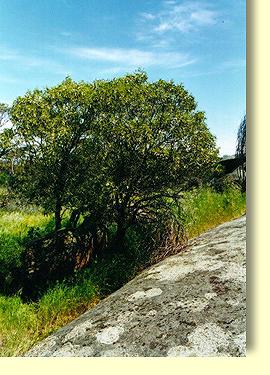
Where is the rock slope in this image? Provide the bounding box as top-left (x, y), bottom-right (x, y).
top-left (26, 215), bottom-right (246, 357)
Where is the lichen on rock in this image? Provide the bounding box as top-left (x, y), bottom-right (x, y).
top-left (25, 215), bottom-right (246, 357)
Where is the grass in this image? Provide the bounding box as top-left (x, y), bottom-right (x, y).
top-left (0, 209), bottom-right (53, 294)
top-left (178, 187), bottom-right (246, 238)
top-left (0, 185), bottom-right (246, 356)
top-left (0, 278), bottom-right (99, 356)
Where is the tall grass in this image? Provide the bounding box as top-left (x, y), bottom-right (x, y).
top-left (0, 278), bottom-right (99, 356)
top-left (0, 210), bottom-right (53, 294)
top-left (178, 187), bottom-right (246, 238)
top-left (0, 296), bottom-right (38, 356)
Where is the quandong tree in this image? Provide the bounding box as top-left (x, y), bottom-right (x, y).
top-left (9, 71), bottom-right (219, 252)
top-left (75, 72), bottom-right (220, 246)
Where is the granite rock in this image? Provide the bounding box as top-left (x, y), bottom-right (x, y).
top-left (25, 215), bottom-right (246, 357)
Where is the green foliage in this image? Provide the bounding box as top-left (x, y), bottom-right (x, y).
top-left (0, 74), bottom-right (245, 356)
top-left (236, 115), bottom-right (246, 191)
top-left (37, 277), bottom-right (98, 327)
top-left (10, 78), bottom-right (98, 230)
top-left (0, 172), bottom-right (8, 186)
top-left (0, 103), bottom-right (9, 129)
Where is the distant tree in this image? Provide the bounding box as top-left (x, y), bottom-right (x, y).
top-left (0, 103), bottom-right (10, 159)
top-left (236, 115), bottom-right (246, 190)
top-left (0, 103), bottom-right (15, 175)
top-left (0, 103), bottom-right (9, 127)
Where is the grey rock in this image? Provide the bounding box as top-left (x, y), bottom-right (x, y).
top-left (25, 215), bottom-right (246, 357)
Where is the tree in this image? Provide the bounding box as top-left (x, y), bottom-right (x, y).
top-left (0, 103), bottom-right (15, 175)
top-left (78, 72), bottom-right (219, 246)
top-left (0, 103), bottom-right (10, 160)
top-left (236, 115), bottom-right (246, 190)
top-left (0, 103), bottom-right (9, 128)
top-left (10, 78), bottom-right (98, 230)
top-left (10, 72), bottom-right (219, 253)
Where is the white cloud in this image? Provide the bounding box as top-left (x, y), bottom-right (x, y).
top-left (0, 74), bottom-right (23, 84)
top-left (190, 9), bottom-right (217, 25)
top-left (138, 1), bottom-right (218, 39)
top-left (65, 46), bottom-right (196, 69)
top-left (164, 0), bottom-right (177, 5)
top-left (140, 12), bottom-right (156, 20)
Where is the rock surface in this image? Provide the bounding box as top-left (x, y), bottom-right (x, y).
top-left (26, 216), bottom-right (246, 357)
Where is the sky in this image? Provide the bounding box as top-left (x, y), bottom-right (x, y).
top-left (0, 0), bottom-right (246, 156)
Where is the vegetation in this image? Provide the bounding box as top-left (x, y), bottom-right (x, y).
top-left (10, 72), bottom-right (218, 245)
top-left (0, 71), bottom-right (246, 356)
top-left (0, 280), bottom-right (99, 356)
top-left (178, 187), bottom-right (246, 238)
top-left (0, 185), bottom-right (245, 356)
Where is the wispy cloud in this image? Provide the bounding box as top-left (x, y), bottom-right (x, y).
top-left (0, 44), bottom-right (67, 74)
top-left (60, 31), bottom-right (72, 37)
top-left (140, 12), bottom-right (156, 21)
top-left (180, 58), bottom-right (245, 79)
top-left (64, 46), bottom-right (196, 69)
top-left (137, 1), bottom-right (219, 43)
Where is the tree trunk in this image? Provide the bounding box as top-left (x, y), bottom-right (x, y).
top-left (11, 157), bottom-right (14, 175)
top-left (114, 198), bottom-right (128, 250)
top-left (69, 209), bottom-right (81, 228)
top-left (115, 219), bottom-right (127, 250)
top-left (91, 226), bottom-right (99, 258)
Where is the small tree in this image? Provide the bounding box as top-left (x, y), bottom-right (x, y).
top-left (10, 78), bottom-right (98, 230)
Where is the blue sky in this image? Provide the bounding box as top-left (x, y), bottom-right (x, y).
top-left (0, 0), bottom-right (245, 155)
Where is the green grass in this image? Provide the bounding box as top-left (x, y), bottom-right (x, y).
top-left (0, 186), bottom-right (246, 356)
top-left (178, 187), bottom-right (246, 238)
top-left (0, 278), bottom-right (99, 356)
top-left (0, 209), bottom-right (53, 294)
